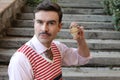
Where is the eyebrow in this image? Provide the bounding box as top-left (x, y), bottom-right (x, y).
top-left (47, 20), bottom-right (57, 23)
top-left (35, 19), bottom-right (58, 23)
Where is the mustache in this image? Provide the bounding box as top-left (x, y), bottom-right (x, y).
top-left (39, 31), bottom-right (51, 36)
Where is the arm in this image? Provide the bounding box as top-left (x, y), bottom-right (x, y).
top-left (70, 22), bottom-right (90, 57)
top-left (77, 36), bottom-right (90, 57)
top-left (54, 41), bottom-right (91, 66)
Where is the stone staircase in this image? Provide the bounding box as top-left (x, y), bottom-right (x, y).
top-left (0, 0), bottom-right (120, 80)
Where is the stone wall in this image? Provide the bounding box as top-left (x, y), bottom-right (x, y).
top-left (0, 0), bottom-right (26, 37)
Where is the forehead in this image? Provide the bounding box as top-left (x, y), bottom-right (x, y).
top-left (35, 11), bottom-right (59, 20)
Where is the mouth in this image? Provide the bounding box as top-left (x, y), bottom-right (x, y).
top-left (40, 34), bottom-right (50, 39)
top-left (38, 32), bottom-right (51, 39)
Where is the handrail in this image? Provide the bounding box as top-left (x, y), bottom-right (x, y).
top-left (0, 0), bottom-right (26, 37)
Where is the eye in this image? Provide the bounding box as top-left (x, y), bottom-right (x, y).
top-left (36, 20), bottom-right (43, 24)
top-left (48, 21), bottom-right (56, 26)
top-left (49, 22), bottom-right (55, 25)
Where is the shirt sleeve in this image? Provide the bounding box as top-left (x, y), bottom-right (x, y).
top-left (8, 52), bottom-right (33, 80)
top-left (54, 41), bottom-right (91, 66)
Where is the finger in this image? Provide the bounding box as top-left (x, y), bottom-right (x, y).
top-left (80, 26), bottom-right (84, 31)
top-left (78, 26), bottom-right (85, 39)
top-left (70, 22), bottom-right (79, 28)
top-left (70, 22), bottom-right (77, 26)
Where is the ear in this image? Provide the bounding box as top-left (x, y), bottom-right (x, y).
top-left (58, 23), bottom-right (62, 32)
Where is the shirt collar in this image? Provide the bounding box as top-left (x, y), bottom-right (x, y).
top-left (30, 35), bottom-right (48, 54)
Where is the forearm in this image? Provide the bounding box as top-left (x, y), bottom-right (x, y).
top-left (77, 38), bottom-right (90, 57)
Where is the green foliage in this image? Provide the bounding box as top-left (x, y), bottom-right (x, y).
top-left (27, 0), bottom-right (58, 7)
top-left (51, 0), bottom-right (57, 3)
top-left (102, 0), bottom-right (120, 31)
top-left (102, 0), bottom-right (112, 15)
top-left (27, 0), bottom-right (43, 7)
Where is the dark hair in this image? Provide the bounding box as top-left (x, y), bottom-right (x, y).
top-left (34, 0), bottom-right (63, 23)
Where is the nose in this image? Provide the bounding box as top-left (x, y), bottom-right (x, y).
top-left (42, 23), bottom-right (49, 32)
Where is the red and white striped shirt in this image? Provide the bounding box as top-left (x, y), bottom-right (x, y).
top-left (8, 35), bottom-right (91, 80)
top-left (17, 43), bottom-right (62, 80)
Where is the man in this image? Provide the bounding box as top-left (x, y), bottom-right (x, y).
top-left (8, 1), bottom-right (91, 80)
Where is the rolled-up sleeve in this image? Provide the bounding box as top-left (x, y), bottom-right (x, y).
top-left (54, 41), bottom-right (91, 66)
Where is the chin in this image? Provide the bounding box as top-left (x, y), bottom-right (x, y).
top-left (39, 38), bottom-right (52, 43)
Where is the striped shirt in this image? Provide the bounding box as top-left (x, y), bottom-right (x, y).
top-left (8, 35), bottom-right (91, 80)
top-left (17, 43), bottom-right (62, 80)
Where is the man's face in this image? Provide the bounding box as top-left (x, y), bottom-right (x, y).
top-left (34, 11), bottom-right (62, 45)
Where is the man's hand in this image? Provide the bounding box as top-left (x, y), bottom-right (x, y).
top-left (70, 22), bottom-right (85, 40)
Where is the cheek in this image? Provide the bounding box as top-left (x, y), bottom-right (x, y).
top-left (34, 23), bottom-right (41, 30)
top-left (34, 25), bottom-right (40, 34)
top-left (52, 28), bottom-right (60, 36)
top-left (34, 23), bottom-right (39, 29)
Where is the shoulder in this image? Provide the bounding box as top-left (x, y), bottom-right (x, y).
top-left (9, 51), bottom-right (28, 66)
top-left (53, 40), bottom-right (61, 45)
top-left (8, 51), bottom-right (33, 80)
top-left (53, 40), bottom-right (65, 49)
top-left (8, 51), bottom-right (31, 73)
top-left (53, 40), bottom-right (66, 46)
top-left (53, 40), bottom-right (69, 52)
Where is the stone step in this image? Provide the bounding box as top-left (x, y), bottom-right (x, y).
top-left (0, 48), bottom-right (120, 66)
top-left (0, 37), bottom-right (120, 50)
top-left (0, 65), bottom-right (8, 80)
top-left (63, 14), bottom-right (112, 22)
top-left (62, 8), bottom-right (105, 15)
top-left (7, 28), bottom-right (120, 39)
top-left (1, 65), bottom-right (120, 80)
top-left (57, 0), bottom-right (103, 8)
top-left (23, 6), bottom-right (105, 14)
top-left (57, 0), bottom-right (101, 4)
top-left (62, 21), bottom-right (113, 29)
top-left (17, 13), bottom-right (112, 22)
top-left (62, 67), bottom-right (120, 80)
top-left (13, 20), bottom-right (114, 30)
top-left (58, 39), bottom-right (120, 50)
